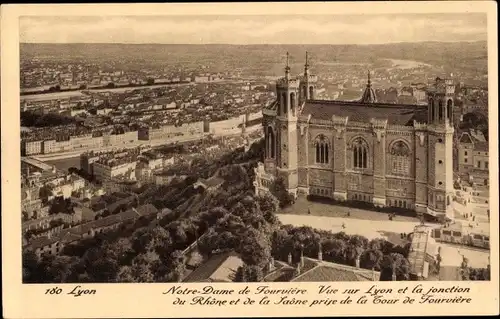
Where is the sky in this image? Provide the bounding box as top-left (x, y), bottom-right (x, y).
top-left (20, 14), bottom-right (487, 45)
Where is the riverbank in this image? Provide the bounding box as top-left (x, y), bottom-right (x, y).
top-left (21, 82), bottom-right (190, 102)
top-left (21, 81), bottom-right (189, 96)
top-left (20, 79), bottom-right (248, 102)
top-left (384, 58), bottom-right (433, 69)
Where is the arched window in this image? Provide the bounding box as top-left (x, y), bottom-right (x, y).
top-left (429, 98), bottom-right (434, 122)
top-left (309, 86), bottom-right (314, 99)
top-left (438, 100), bottom-right (444, 121)
top-left (303, 86), bottom-right (307, 100)
top-left (390, 141), bottom-right (410, 176)
top-left (266, 127), bottom-right (275, 158)
top-left (290, 92), bottom-right (296, 115)
top-left (447, 99), bottom-right (453, 124)
top-left (282, 92), bottom-right (287, 115)
top-left (279, 92), bottom-right (284, 115)
top-left (352, 138), bottom-right (368, 169)
top-left (314, 135), bottom-right (329, 164)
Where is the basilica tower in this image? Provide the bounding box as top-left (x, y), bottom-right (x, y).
top-left (426, 77), bottom-right (455, 220)
top-left (299, 51), bottom-right (317, 104)
top-left (275, 52), bottom-right (300, 197)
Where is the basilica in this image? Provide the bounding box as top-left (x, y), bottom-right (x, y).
top-left (254, 52), bottom-right (455, 220)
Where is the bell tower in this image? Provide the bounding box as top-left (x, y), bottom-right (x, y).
top-left (426, 77), bottom-right (455, 221)
top-left (275, 52), bottom-right (300, 197)
top-left (299, 51), bottom-right (317, 105)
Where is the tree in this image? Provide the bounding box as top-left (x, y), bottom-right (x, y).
top-left (103, 238), bottom-right (134, 266)
top-left (237, 228), bottom-right (271, 267)
top-left (130, 263), bottom-right (155, 282)
top-left (45, 256), bottom-right (80, 283)
top-left (49, 196), bottom-right (75, 215)
top-left (380, 253), bottom-right (410, 281)
top-left (269, 177), bottom-right (294, 208)
top-left (322, 238), bottom-right (347, 264)
top-left (34, 254), bottom-right (59, 283)
top-left (368, 238), bottom-right (394, 254)
top-left (165, 220), bottom-right (191, 249)
top-left (256, 193), bottom-right (280, 225)
top-left (86, 255), bottom-right (119, 282)
top-left (159, 250), bottom-right (187, 282)
top-left (360, 249), bottom-right (384, 271)
top-left (116, 265), bottom-right (135, 282)
top-left (131, 226), bottom-right (172, 256)
top-left (22, 250), bottom-right (40, 283)
top-left (234, 264), bottom-right (264, 282)
top-left (39, 185), bottom-right (54, 202)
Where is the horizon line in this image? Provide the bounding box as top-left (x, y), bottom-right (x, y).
top-left (20, 40), bottom-right (487, 46)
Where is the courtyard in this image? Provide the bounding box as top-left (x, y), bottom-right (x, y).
top-left (277, 196), bottom-right (491, 273)
top-left (281, 196), bottom-right (421, 222)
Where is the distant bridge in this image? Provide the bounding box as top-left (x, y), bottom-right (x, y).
top-left (21, 157), bottom-right (54, 171)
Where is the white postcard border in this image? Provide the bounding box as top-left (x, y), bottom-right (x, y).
top-left (2, 2), bottom-right (499, 318)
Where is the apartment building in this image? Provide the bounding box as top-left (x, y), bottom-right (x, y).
top-left (23, 140), bottom-right (43, 156)
top-left (457, 129), bottom-right (489, 185)
top-left (93, 159), bottom-right (137, 182)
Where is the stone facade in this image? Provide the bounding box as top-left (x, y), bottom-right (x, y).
top-left (255, 53), bottom-right (455, 220)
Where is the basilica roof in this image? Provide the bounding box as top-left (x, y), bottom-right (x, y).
top-left (301, 100), bottom-right (427, 125)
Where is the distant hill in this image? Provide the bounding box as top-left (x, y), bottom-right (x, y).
top-left (21, 41), bottom-right (487, 75)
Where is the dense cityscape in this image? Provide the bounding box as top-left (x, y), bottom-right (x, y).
top-left (21, 38), bottom-right (490, 284)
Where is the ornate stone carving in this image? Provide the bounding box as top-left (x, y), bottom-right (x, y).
top-left (373, 130), bottom-right (385, 143)
top-left (331, 115), bottom-right (348, 139)
top-left (370, 118), bottom-right (387, 143)
top-left (333, 126), bottom-right (345, 139)
top-left (416, 131), bottom-right (426, 146)
top-left (299, 124), bottom-right (307, 136)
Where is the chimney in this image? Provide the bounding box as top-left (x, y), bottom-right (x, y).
top-left (287, 252), bottom-right (292, 265)
top-left (355, 256), bottom-right (360, 268)
top-left (300, 248), bottom-right (305, 268)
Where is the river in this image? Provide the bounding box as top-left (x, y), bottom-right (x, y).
top-left (45, 156), bottom-right (81, 172)
top-left (384, 59), bottom-right (433, 69)
top-left (20, 82), bottom-right (193, 102)
top-left (20, 79), bottom-right (244, 102)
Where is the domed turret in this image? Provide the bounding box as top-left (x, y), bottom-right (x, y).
top-left (360, 70), bottom-right (377, 103)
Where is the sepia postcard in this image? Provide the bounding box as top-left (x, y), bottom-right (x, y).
top-left (1, 1), bottom-right (499, 318)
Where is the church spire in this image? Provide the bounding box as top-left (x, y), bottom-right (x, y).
top-left (304, 51), bottom-right (310, 75)
top-left (285, 52), bottom-right (291, 80)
